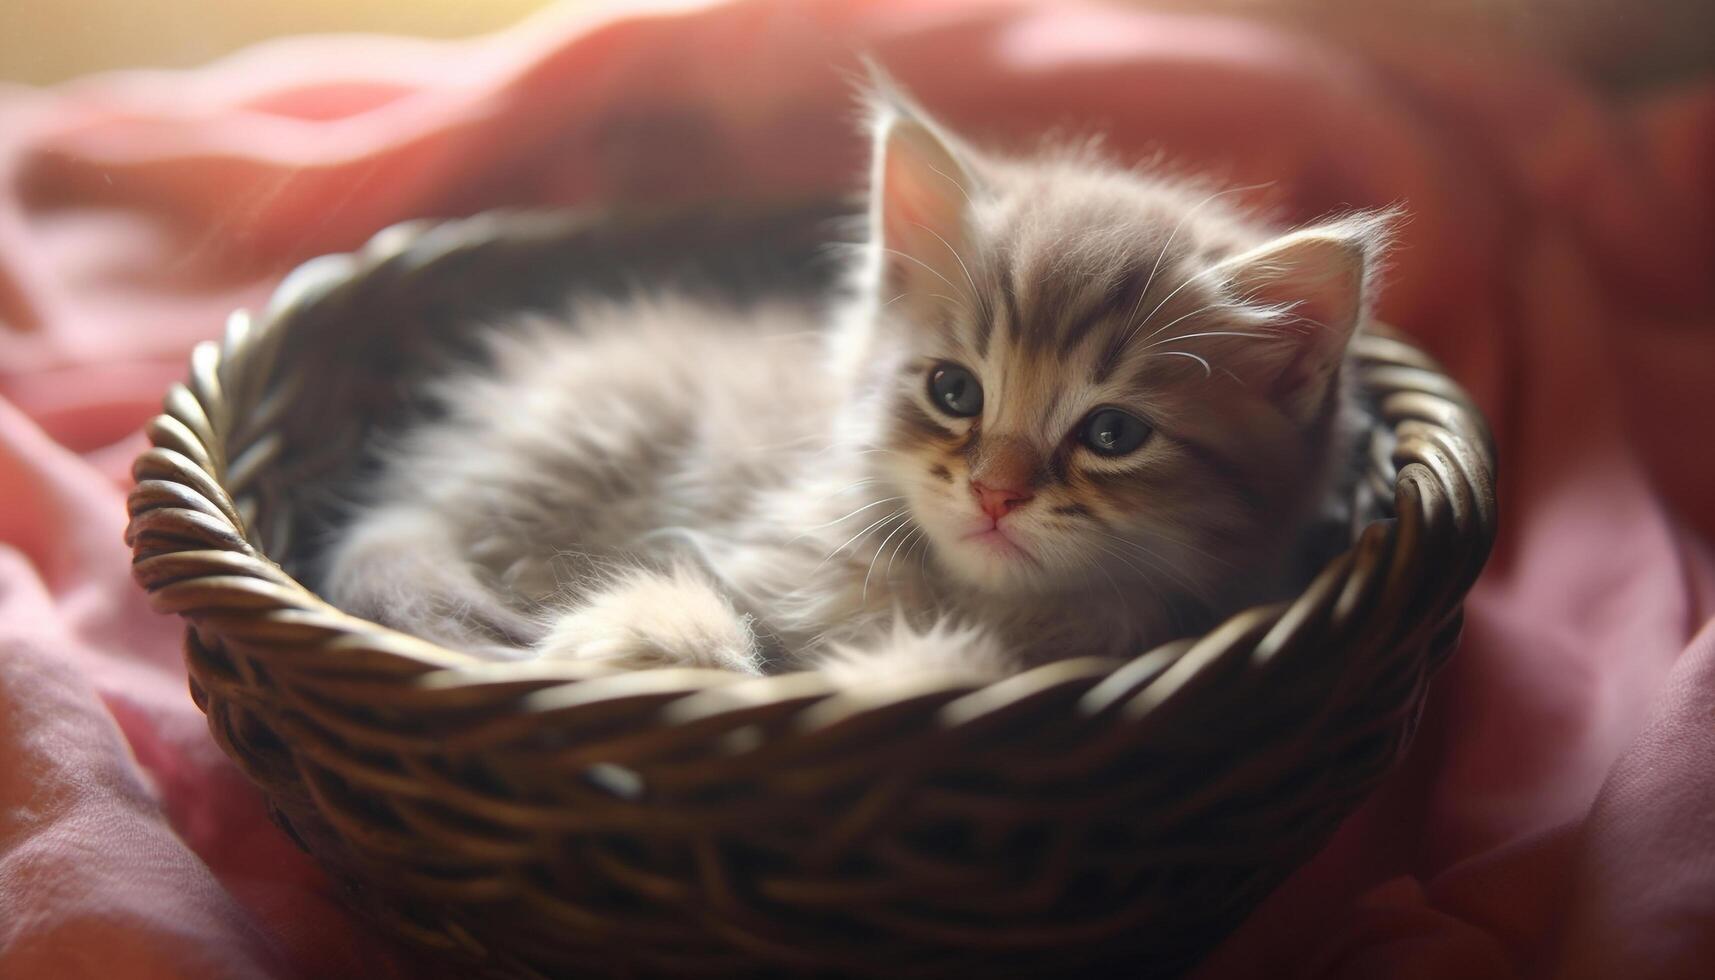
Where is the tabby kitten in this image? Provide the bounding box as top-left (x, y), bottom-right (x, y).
top-left (321, 86), bottom-right (1391, 681)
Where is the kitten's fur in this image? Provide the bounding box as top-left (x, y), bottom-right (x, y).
top-left (321, 85), bottom-right (1392, 682)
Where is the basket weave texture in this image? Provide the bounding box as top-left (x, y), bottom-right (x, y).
top-left (124, 204), bottom-right (1497, 979)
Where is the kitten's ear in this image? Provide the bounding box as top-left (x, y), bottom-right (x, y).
top-left (868, 88), bottom-right (980, 302)
top-left (1210, 213), bottom-right (1393, 422)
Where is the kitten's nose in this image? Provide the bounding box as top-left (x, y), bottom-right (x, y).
top-left (972, 480), bottom-right (1034, 521)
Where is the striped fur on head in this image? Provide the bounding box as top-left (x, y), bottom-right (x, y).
top-left (849, 81), bottom-right (1394, 611)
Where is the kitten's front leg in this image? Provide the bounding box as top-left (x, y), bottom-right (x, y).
top-left (536, 564), bottom-right (763, 674)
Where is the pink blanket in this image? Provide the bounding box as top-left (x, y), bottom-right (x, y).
top-left (4, 1), bottom-right (1714, 976)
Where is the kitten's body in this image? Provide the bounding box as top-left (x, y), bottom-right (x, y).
top-left (322, 295), bottom-right (1171, 677)
top-left (322, 88), bottom-right (1389, 681)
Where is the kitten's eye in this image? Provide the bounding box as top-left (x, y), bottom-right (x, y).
top-left (928, 363), bottom-right (983, 418)
top-left (1080, 408), bottom-right (1152, 457)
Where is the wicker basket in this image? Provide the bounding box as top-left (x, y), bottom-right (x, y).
top-left (125, 203), bottom-right (1496, 979)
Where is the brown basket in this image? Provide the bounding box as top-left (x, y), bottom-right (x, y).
top-left (124, 203), bottom-right (1497, 979)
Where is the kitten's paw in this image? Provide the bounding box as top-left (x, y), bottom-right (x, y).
top-left (816, 616), bottom-right (1019, 685)
top-left (535, 565), bottom-right (763, 674)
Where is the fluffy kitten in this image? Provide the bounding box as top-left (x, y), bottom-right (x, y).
top-left (320, 87), bottom-right (1391, 682)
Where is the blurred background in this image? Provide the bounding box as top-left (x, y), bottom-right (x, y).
top-left (0, 0), bottom-right (556, 85)
top-left (2, 2), bottom-right (1713, 979)
top-left (3, 0), bottom-right (1712, 91)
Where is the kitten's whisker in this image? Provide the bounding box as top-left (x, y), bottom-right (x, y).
top-left (812, 496), bottom-right (903, 528)
top-left (1262, 312), bottom-right (1328, 332)
top-left (1125, 302), bottom-right (1230, 354)
top-left (1134, 319), bottom-right (1279, 378)
top-left (1090, 540), bottom-right (1208, 605)
top-left (919, 527), bottom-right (934, 582)
top-left (1122, 527), bottom-right (1235, 570)
top-left (1127, 227), bottom-right (1298, 354)
top-left (1082, 555), bottom-right (1127, 607)
top-left (924, 161), bottom-right (974, 207)
top-left (886, 526), bottom-right (924, 583)
top-left (1088, 532), bottom-right (1211, 596)
top-left (912, 525), bottom-right (933, 564)
top-left (1146, 351), bottom-right (1212, 378)
top-left (808, 444), bottom-right (898, 462)
top-left (1089, 542), bottom-right (1155, 587)
top-left (1123, 267), bottom-right (1222, 351)
top-left (818, 508), bottom-right (907, 570)
top-left (863, 513), bottom-right (917, 603)
top-left (908, 221), bottom-right (990, 320)
top-left (925, 293), bottom-right (974, 315)
top-left (813, 479), bottom-right (882, 502)
top-left (1129, 544), bottom-right (1217, 603)
top-left (1141, 330), bottom-right (1270, 350)
top-left (793, 497), bottom-right (904, 543)
top-left (1093, 530), bottom-right (1202, 576)
top-left (1120, 180), bottom-right (1277, 350)
top-left (880, 247), bottom-right (969, 305)
top-left (884, 291), bottom-right (974, 318)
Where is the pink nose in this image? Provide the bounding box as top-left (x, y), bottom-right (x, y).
top-left (972, 480), bottom-right (1034, 521)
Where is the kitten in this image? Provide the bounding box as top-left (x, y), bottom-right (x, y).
top-left (320, 85), bottom-right (1392, 682)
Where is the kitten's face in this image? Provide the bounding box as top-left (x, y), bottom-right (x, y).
top-left (858, 93), bottom-right (1385, 603)
top-left (870, 232), bottom-right (1292, 600)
